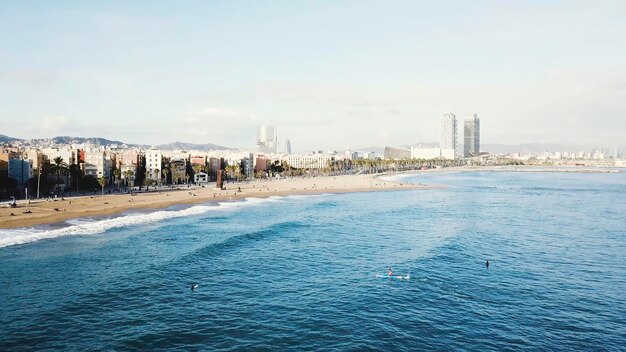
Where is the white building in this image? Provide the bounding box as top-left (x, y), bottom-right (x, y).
top-left (440, 148), bottom-right (456, 160)
top-left (163, 150), bottom-right (190, 160)
top-left (410, 146), bottom-right (456, 160)
top-left (120, 164), bottom-right (136, 186)
top-left (440, 113), bottom-right (457, 157)
top-left (411, 147), bottom-right (442, 159)
top-left (194, 171), bottom-right (208, 185)
top-left (145, 149), bottom-right (162, 181)
top-left (363, 152), bottom-right (377, 160)
top-left (41, 147), bottom-right (76, 165)
top-left (84, 151), bottom-right (107, 178)
top-left (284, 154), bottom-right (335, 169)
top-left (343, 150), bottom-right (356, 160)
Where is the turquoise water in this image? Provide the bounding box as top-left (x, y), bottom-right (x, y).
top-left (1, 172), bottom-right (625, 351)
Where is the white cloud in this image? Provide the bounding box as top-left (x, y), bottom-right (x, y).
top-left (41, 115), bottom-right (70, 130)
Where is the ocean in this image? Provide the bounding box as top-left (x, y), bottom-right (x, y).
top-left (1, 171), bottom-right (625, 351)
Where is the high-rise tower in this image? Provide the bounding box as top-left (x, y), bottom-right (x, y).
top-left (463, 114), bottom-right (480, 158)
top-left (284, 139), bottom-right (292, 155)
top-left (256, 125), bottom-right (278, 154)
top-left (440, 113), bottom-right (457, 157)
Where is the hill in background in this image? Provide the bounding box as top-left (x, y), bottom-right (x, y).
top-left (0, 135), bottom-right (233, 151)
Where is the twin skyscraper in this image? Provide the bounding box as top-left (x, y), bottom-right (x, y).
top-left (441, 113), bottom-right (481, 158)
top-left (256, 125), bottom-right (292, 155)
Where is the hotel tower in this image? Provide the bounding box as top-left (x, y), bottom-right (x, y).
top-left (463, 114), bottom-right (480, 158)
top-left (440, 113), bottom-right (458, 157)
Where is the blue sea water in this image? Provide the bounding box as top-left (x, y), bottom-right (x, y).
top-left (1, 171), bottom-right (625, 351)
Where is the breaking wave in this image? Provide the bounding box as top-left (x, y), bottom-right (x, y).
top-left (0, 194), bottom-right (327, 249)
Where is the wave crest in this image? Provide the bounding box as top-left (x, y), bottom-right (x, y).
top-left (0, 194), bottom-right (326, 249)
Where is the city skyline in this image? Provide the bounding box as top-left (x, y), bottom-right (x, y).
top-left (1, 1), bottom-right (625, 151)
top-left (2, 3), bottom-right (625, 350)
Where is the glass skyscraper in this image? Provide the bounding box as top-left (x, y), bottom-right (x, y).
top-left (464, 114), bottom-right (480, 158)
top-left (256, 125), bottom-right (278, 154)
top-left (284, 139), bottom-right (292, 155)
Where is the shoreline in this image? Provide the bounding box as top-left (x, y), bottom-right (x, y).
top-left (381, 164), bottom-right (621, 176)
top-left (1, 165), bottom-right (620, 231)
top-left (0, 174), bottom-right (428, 230)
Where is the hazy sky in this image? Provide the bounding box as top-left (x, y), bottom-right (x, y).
top-left (1, 1), bottom-right (625, 152)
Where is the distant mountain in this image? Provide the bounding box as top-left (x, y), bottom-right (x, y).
top-left (44, 136), bottom-right (149, 148)
top-left (3, 135), bottom-right (607, 154)
top-left (155, 141), bottom-right (234, 151)
top-left (0, 134), bottom-right (23, 144)
top-left (401, 142), bottom-right (439, 149)
top-left (481, 143), bottom-right (600, 154)
top-left (0, 135), bottom-right (233, 151)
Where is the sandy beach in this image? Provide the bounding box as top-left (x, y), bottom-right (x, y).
top-left (0, 174), bottom-right (427, 230)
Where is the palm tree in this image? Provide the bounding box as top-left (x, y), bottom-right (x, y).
top-left (123, 170), bottom-right (134, 187)
top-left (98, 177), bottom-right (108, 196)
top-left (192, 164), bottom-right (203, 184)
top-left (69, 164), bottom-right (82, 192)
top-left (162, 168), bottom-right (170, 185)
top-left (153, 168), bottom-right (160, 186)
top-left (224, 164), bottom-right (236, 180)
top-left (51, 157), bottom-right (68, 194)
top-left (113, 169), bottom-right (121, 190)
top-left (235, 164), bottom-right (244, 181)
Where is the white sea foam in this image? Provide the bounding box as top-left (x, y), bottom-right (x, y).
top-left (0, 194), bottom-right (327, 249)
top-left (378, 173), bottom-right (421, 182)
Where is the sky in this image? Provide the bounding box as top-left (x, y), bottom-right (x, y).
top-left (1, 1), bottom-right (625, 152)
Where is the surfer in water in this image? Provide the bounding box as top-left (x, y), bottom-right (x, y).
top-left (191, 283), bottom-right (198, 291)
top-left (486, 260), bottom-right (490, 269)
top-left (387, 267), bottom-right (393, 277)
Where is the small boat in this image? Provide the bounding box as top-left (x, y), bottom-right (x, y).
top-left (376, 273), bottom-right (411, 280)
